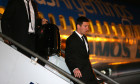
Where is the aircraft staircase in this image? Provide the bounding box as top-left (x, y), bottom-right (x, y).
top-left (0, 21), bottom-right (119, 84)
top-left (0, 40), bottom-right (74, 84)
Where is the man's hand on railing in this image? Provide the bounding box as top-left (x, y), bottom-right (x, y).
top-left (73, 68), bottom-right (82, 78)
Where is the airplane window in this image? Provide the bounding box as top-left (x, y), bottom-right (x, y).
top-left (115, 24), bottom-right (122, 36)
top-left (48, 13), bottom-right (56, 24)
top-left (118, 24), bottom-right (125, 37)
top-left (104, 21), bottom-right (110, 35)
top-left (111, 23), bottom-right (118, 36)
top-left (69, 16), bottom-right (76, 31)
top-left (133, 25), bottom-right (140, 38)
top-left (38, 12), bottom-right (44, 19)
top-left (96, 20), bottom-right (102, 34)
top-left (59, 15), bottom-right (66, 30)
top-left (0, 6), bottom-right (5, 20)
top-left (89, 19), bottom-right (94, 33)
top-left (125, 25), bottom-right (131, 38)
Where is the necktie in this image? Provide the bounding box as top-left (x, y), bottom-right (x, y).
top-left (81, 36), bottom-right (85, 44)
top-left (27, 0), bottom-right (31, 22)
top-left (82, 36), bottom-right (88, 52)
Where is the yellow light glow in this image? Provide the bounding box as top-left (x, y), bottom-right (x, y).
top-left (60, 35), bottom-right (130, 44)
top-left (38, 12), bottom-right (44, 19)
top-left (0, 7), bottom-right (5, 14)
top-left (104, 21), bottom-right (110, 35)
top-left (108, 62), bottom-right (130, 65)
top-left (126, 39), bottom-right (128, 43)
top-left (90, 54), bottom-right (96, 57)
top-left (129, 39), bottom-right (134, 45)
top-left (59, 15), bottom-right (67, 30)
top-left (111, 39), bottom-right (115, 42)
top-left (60, 35), bottom-right (69, 39)
top-left (112, 26), bottom-right (118, 36)
top-left (134, 39), bottom-right (136, 44)
top-left (69, 16), bottom-right (76, 30)
top-left (89, 20), bottom-right (94, 33)
top-left (118, 24), bottom-right (125, 37)
top-left (103, 38), bottom-right (107, 42)
top-left (91, 62), bottom-right (98, 64)
top-left (96, 20), bottom-right (102, 34)
top-left (48, 13), bottom-right (56, 24)
top-left (111, 23), bottom-right (118, 36)
top-left (95, 37), bottom-right (101, 42)
top-left (125, 25), bottom-right (131, 37)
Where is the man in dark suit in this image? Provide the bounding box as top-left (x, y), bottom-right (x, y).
top-left (65, 16), bottom-right (98, 84)
top-left (1, 0), bottom-right (47, 57)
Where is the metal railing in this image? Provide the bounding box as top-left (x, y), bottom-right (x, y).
top-left (0, 33), bottom-right (120, 84)
top-left (61, 49), bottom-right (119, 84)
top-left (93, 69), bottom-right (119, 84)
top-left (0, 33), bottom-right (85, 84)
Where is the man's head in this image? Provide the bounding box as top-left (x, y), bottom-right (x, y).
top-left (76, 16), bottom-right (89, 35)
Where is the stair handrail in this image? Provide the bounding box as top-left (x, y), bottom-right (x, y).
top-left (61, 49), bottom-right (119, 84)
top-left (0, 32), bottom-right (85, 84)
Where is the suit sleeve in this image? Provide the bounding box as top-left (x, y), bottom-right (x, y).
top-left (65, 36), bottom-right (89, 72)
top-left (65, 38), bottom-right (78, 72)
top-left (1, 0), bottom-right (16, 36)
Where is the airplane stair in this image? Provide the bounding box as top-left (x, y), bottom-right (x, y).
top-left (0, 41), bottom-right (72, 84)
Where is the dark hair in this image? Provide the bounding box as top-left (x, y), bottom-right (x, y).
top-left (76, 16), bottom-right (89, 26)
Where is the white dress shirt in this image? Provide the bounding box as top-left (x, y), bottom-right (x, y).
top-left (24, 0), bottom-right (35, 33)
top-left (75, 31), bottom-right (89, 52)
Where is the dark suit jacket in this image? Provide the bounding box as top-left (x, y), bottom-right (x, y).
top-left (65, 31), bottom-right (98, 84)
top-left (1, 0), bottom-right (41, 51)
